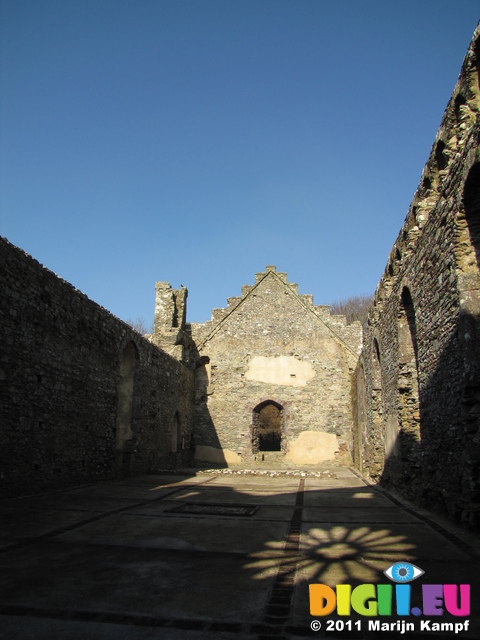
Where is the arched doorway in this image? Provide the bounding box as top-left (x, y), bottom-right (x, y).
top-left (458, 162), bottom-right (480, 314)
top-left (252, 401), bottom-right (284, 453)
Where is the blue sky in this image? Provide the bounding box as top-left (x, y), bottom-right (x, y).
top-left (1, 1), bottom-right (479, 326)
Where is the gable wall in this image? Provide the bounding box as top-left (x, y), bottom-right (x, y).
top-left (190, 268), bottom-right (362, 466)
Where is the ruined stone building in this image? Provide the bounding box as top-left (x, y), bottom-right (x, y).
top-left (153, 267), bottom-right (362, 468)
top-left (1, 23), bottom-right (480, 532)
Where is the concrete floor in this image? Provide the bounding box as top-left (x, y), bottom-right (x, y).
top-left (0, 467), bottom-right (478, 639)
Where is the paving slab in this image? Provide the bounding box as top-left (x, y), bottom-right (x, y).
top-left (0, 468), bottom-right (478, 639)
top-left (302, 506), bottom-right (422, 523)
top-left (55, 512), bottom-right (290, 554)
top-left (128, 500), bottom-right (294, 523)
top-left (0, 617), bottom-right (257, 640)
top-left (0, 506), bottom-right (110, 539)
top-left (0, 542), bottom-right (271, 622)
top-left (2, 492), bottom-right (143, 512)
top-left (170, 487), bottom-right (298, 505)
top-left (302, 487), bottom-right (394, 508)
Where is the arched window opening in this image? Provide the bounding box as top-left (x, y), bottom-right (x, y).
top-left (398, 288), bottom-right (421, 443)
top-left (171, 412), bottom-right (181, 453)
top-left (412, 206), bottom-right (419, 227)
top-left (195, 356), bottom-right (210, 404)
top-left (354, 364), bottom-right (367, 473)
top-left (455, 94), bottom-right (467, 127)
top-left (115, 341), bottom-right (136, 469)
top-left (422, 176), bottom-right (432, 193)
top-left (371, 338), bottom-right (386, 470)
top-left (372, 339), bottom-right (382, 394)
top-left (252, 401), bottom-right (284, 453)
top-left (401, 288), bottom-right (419, 362)
top-left (435, 140), bottom-right (448, 172)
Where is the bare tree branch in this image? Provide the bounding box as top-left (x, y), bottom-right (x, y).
top-left (330, 294), bottom-right (373, 326)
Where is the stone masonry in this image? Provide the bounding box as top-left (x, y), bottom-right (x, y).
top-left (354, 22), bottom-right (480, 530)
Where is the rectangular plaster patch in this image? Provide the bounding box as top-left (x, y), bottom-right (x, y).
top-left (245, 355), bottom-right (315, 386)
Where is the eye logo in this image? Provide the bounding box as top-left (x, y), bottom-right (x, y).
top-left (310, 561), bottom-right (470, 618)
top-left (384, 562), bottom-right (424, 583)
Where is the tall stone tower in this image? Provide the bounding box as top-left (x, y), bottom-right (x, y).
top-left (152, 282), bottom-right (196, 366)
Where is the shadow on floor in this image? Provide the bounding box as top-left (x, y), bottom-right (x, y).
top-left (0, 468), bottom-right (478, 639)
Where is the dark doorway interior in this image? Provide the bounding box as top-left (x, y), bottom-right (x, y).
top-left (256, 402), bottom-right (282, 451)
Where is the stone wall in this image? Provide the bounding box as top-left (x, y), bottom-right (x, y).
top-left (186, 267), bottom-right (362, 467)
top-left (0, 237), bottom-right (195, 497)
top-left (355, 23), bottom-right (480, 529)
